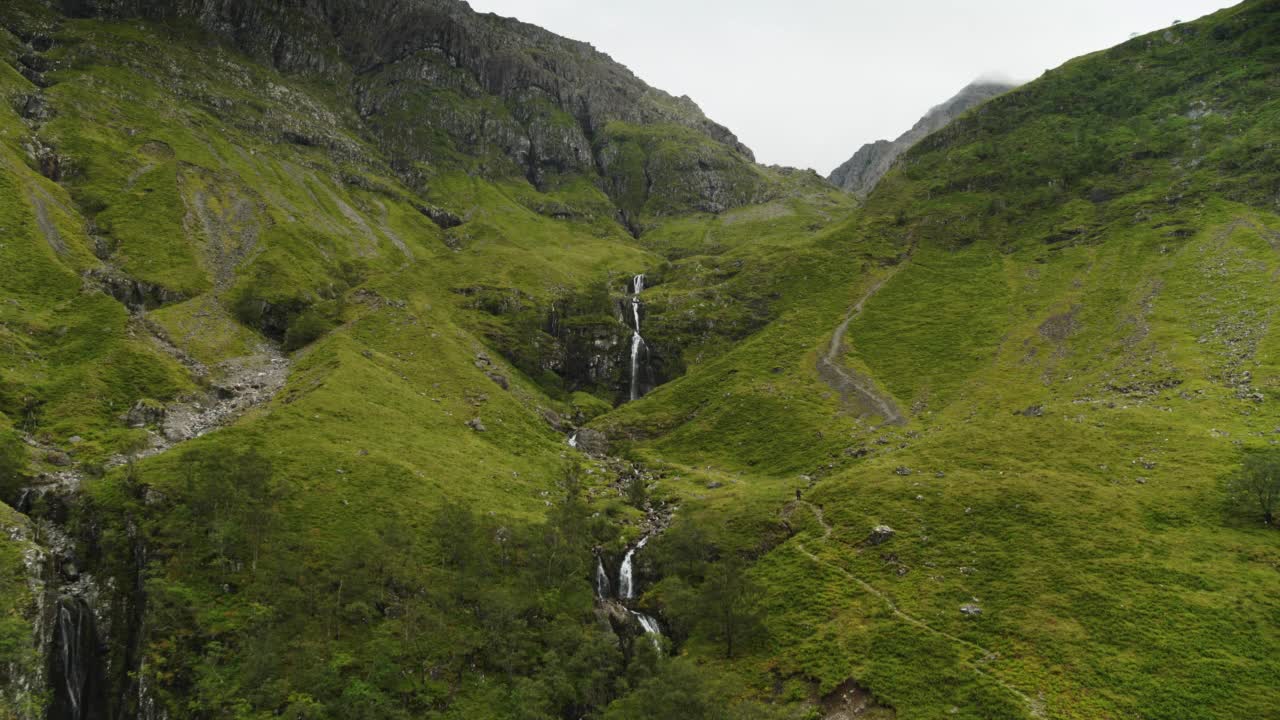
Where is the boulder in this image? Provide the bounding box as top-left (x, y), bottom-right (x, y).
top-left (573, 428), bottom-right (609, 456)
top-left (539, 408), bottom-right (565, 432)
top-left (127, 399), bottom-right (166, 428)
top-left (866, 525), bottom-right (895, 546)
top-left (466, 418), bottom-right (487, 433)
top-left (45, 450), bottom-right (72, 467)
top-left (960, 603), bottom-right (982, 617)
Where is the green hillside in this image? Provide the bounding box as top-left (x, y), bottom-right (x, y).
top-left (605, 2), bottom-right (1280, 718)
top-left (0, 1), bottom-right (1277, 719)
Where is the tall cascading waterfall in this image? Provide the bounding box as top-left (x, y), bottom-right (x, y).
top-left (616, 536), bottom-right (663, 649)
top-left (627, 274), bottom-right (651, 402)
top-left (48, 596), bottom-right (106, 720)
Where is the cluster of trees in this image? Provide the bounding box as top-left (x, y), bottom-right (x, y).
top-left (132, 455), bottom-right (791, 719)
top-left (650, 519), bottom-right (766, 660)
top-left (137, 460), bottom-right (628, 719)
top-left (85, 435), bottom-right (1280, 719)
top-left (176, 445), bottom-right (282, 573)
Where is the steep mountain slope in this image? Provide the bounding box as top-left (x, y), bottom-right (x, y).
top-left (828, 81), bottom-right (1015, 197)
top-left (58, 0), bottom-right (768, 232)
top-left (0, 1), bottom-right (851, 718)
top-left (606, 2), bottom-right (1280, 718)
top-left (0, 0), bottom-right (1277, 719)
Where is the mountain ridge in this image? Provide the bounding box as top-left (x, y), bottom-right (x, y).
top-left (828, 80), bottom-right (1017, 197)
top-left (23, 0), bottom-right (766, 222)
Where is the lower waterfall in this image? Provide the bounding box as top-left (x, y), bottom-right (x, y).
top-left (617, 536), bottom-right (648, 600)
top-left (48, 596), bottom-right (106, 720)
top-left (595, 557), bottom-right (612, 599)
top-left (631, 611), bottom-right (663, 651)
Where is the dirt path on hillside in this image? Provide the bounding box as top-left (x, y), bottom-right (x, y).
top-left (817, 268), bottom-right (906, 425)
top-left (787, 498), bottom-right (1046, 718)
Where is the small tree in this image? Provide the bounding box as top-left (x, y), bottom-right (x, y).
top-left (655, 518), bottom-right (713, 583)
top-left (624, 474), bottom-right (648, 509)
top-left (1228, 448), bottom-right (1280, 525)
top-left (697, 555), bottom-right (765, 659)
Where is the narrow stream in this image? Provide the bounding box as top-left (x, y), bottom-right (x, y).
top-left (595, 557), bottom-right (612, 599)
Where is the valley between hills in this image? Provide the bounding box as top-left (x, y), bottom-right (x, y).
top-left (0, 1), bottom-right (1278, 719)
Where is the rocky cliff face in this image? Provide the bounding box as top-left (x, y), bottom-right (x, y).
top-left (828, 81), bottom-right (1015, 197)
top-left (49, 0), bottom-right (759, 215)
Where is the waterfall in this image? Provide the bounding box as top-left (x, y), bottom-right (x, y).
top-left (628, 274), bottom-right (649, 402)
top-left (618, 539), bottom-right (665, 651)
top-left (568, 432), bottom-right (579, 448)
top-left (629, 334), bottom-right (646, 402)
top-left (617, 535), bottom-right (648, 600)
top-left (12, 482), bottom-right (139, 720)
top-left (595, 529), bottom-right (667, 654)
top-left (48, 596), bottom-right (105, 720)
top-left (630, 274), bottom-right (645, 328)
top-left (631, 611), bottom-right (663, 650)
top-left (594, 557), bottom-right (612, 599)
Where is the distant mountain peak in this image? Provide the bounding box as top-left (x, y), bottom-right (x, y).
top-left (827, 80), bottom-right (1017, 197)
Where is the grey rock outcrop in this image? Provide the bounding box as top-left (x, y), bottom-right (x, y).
top-left (126, 399), bottom-right (166, 428)
top-left (58, 0), bottom-right (760, 215)
top-left (572, 428), bottom-right (609, 456)
top-left (828, 81), bottom-right (1016, 197)
top-left (85, 267), bottom-right (188, 311)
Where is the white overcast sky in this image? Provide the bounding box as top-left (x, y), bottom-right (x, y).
top-left (465, 0), bottom-right (1235, 174)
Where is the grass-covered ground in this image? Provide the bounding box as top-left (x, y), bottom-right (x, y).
top-left (601, 2), bottom-right (1280, 718)
top-left (0, 0), bottom-right (1277, 719)
top-left (0, 3), bottom-right (850, 717)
